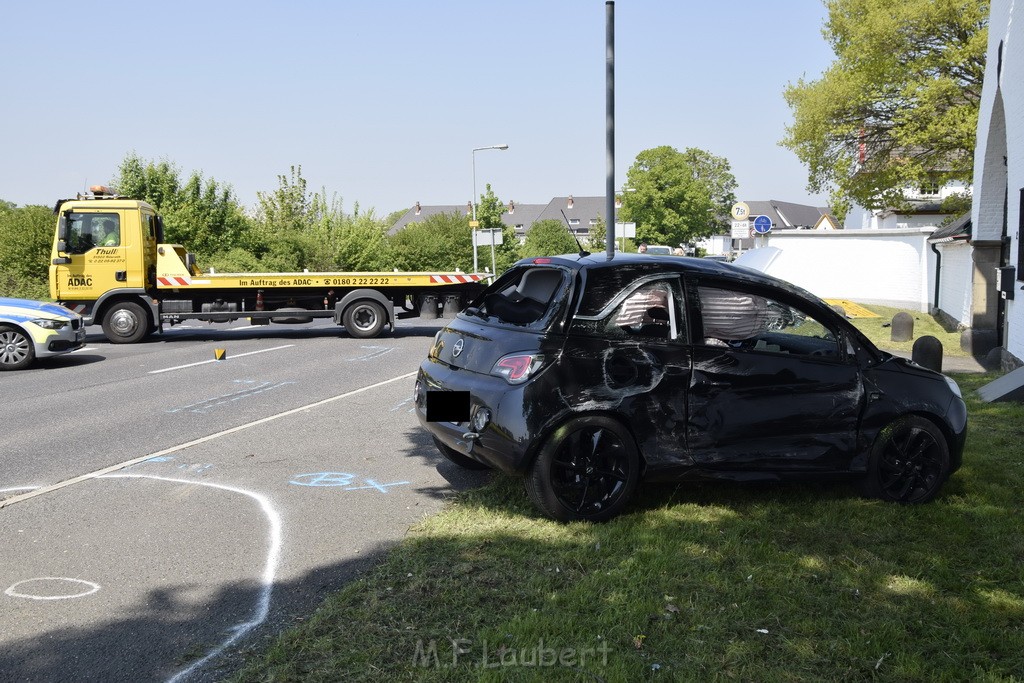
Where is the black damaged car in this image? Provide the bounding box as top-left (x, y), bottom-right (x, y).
top-left (414, 253), bottom-right (967, 522)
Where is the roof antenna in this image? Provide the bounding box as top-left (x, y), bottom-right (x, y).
top-left (560, 209), bottom-right (591, 257)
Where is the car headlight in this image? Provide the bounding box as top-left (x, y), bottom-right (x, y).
top-left (32, 318), bottom-right (69, 330)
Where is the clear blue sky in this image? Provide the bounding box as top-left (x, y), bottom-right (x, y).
top-left (2, 1), bottom-right (835, 216)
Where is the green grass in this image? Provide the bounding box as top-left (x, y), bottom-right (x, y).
top-left (845, 304), bottom-right (968, 358)
top-left (233, 373), bottom-right (1024, 682)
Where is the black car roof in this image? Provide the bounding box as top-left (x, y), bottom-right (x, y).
top-left (516, 252), bottom-right (811, 298)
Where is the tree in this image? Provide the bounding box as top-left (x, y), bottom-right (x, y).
top-left (474, 185), bottom-right (520, 275)
top-left (388, 212), bottom-right (473, 272)
top-left (520, 219), bottom-right (580, 258)
top-left (113, 153), bottom-right (254, 261)
top-left (0, 205), bottom-right (55, 299)
top-left (619, 146), bottom-right (737, 246)
top-left (781, 0), bottom-right (987, 213)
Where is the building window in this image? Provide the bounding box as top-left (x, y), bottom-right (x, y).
top-left (569, 219), bottom-right (580, 226)
top-left (918, 182), bottom-right (940, 197)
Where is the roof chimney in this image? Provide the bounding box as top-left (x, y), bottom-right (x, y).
top-left (466, 201), bottom-right (472, 215)
top-left (567, 195), bottom-right (574, 209)
top-left (508, 200), bottom-right (515, 214)
top-left (415, 201), bottom-right (421, 215)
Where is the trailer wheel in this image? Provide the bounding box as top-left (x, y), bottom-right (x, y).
top-left (102, 302), bottom-right (150, 344)
top-left (342, 300), bottom-right (387, 338)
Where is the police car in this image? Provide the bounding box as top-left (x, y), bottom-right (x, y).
top-left (0, 297), bottom-right (85, 370)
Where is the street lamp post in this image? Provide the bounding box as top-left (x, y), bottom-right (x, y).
top-left (472, 144), bottom-right (509, 273)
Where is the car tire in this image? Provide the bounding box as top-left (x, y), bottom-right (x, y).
top-left (0, 324), bottom-right (35, 371)
top-left (861, 415), bottom-right (951, 503)
top-left (102, 302), bottom-right (150, 344)
top-left (526, 415), bottom-right (640, 522)
top-left (343, 300), bottom-right (387, 338)
top-left (431, 436), bottom-right (490, 470)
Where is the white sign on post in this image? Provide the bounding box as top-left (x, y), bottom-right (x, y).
top-left (731, 220), bottom-right (750, 239)
top-left (473, 228), bottom-right (504, 247)
top-left (614, 222), bottom-right (636, 238)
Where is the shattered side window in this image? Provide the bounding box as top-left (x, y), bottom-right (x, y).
top-left (602, 281), bottom-right (677, 340)
top-left (698, 286), bottom-right (840, 358)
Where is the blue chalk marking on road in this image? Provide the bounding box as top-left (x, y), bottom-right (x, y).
top-left (147, 456), bottom-right (175, 463)
top-left (289, 472), bottom-right (410, 493)
top-left (290, 472), bottom-right (355, 487)
top-left (343, 479), bottom-right (410, 493)
top-left (166, 379), bottom-right (296, 414)
top-left (347, 345), bottom-right (394, 362)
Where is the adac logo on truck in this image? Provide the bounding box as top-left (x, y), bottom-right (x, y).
top-left (66, 276), bottom-right (93, 288)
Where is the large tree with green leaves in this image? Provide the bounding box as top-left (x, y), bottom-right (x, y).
top-left (781, 0), bottom-right (987, 215)
top-left (520, 219), bottom-right (580, 258)
top-left (619, 146), bottom-right (737, 247)
top-left (388, 212), bottom-right (473, 272)
top-left (0, 204), bottom-right (56, 299)
top-left (113, 153), bottom-right (254, 260)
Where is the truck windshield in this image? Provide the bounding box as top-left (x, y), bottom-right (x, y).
top-left (64, 213), bottom-right (121, 253)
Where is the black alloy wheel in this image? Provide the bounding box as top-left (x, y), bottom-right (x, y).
top-left (863, 415), bottom-right (951, 503)
top-left (527, 416), bottom-right (640, 522)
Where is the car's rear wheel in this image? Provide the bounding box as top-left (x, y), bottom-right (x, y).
top-left (526, 416), bottom-right (640, 522)
top-left (432, 436), bottom-right (490, 470)
top-left (343, 300), bottom-right (387, 338)
top-left (0, 324), bottom-right (34, 371)
top-left (862, 415), bottom-right (951, 503)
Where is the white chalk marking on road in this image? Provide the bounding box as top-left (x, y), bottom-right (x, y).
top-left (0, 371), bottom-right (418, 511)
top-left (5, 577), bottom-right (101, 601)
top-left (148, 344), bottom-right (295, 374)
top-left (0, 486), bottom-right (40, 494)
top-left (100, 473), bottom-right (282, 683)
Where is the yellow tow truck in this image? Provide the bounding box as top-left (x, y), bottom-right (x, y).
top-left (49, 186), bottom-right (485, 343)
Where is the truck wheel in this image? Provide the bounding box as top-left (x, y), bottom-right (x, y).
top-left (102, 302), bottom-right (150, 344)
top-left (342, 300), bottom-right (387, 338)
top-left (0, 324), bottom-right (35, 370)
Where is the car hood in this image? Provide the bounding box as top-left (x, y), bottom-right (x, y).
top-left (0, 297), bottom-right (78, 322)
top-left (430, 316), bottom-right (547, 375)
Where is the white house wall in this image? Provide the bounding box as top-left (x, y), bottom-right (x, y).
top-left (760, 229), bottom-right (936, 311)
top-left (972, 0), bottom-right (1023, 363)
top-left (936, 241), bottom-right (973, 327)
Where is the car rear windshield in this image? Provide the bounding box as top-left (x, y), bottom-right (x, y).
top-left (463, 266), bottom-right (570, 329)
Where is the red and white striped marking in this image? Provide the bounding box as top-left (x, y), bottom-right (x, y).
top-left (67, 304), bottom-right (88, 314)
top-left (157, 276), bottom-right (191, 287)
top-left (429, 274), bottom-right (484, 284)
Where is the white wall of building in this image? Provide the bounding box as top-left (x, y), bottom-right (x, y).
top-left (754, 229), bottom-right (936, 311)
top-left (972, 0), bottom-right (1023, 364)
top-left (935, 241), bottom-right (974, 327)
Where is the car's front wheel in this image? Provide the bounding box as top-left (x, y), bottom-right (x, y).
top-left (102, 302), bottom-right (150, 344)
top-left (862, 415), bottom-right (951, 503)
top-left (526, 416), bottom-right (640, 522)
top-left (0, 324), bottom-right (35, 371)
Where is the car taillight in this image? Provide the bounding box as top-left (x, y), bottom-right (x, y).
top-left (491, 353), bottom-right (544, 385)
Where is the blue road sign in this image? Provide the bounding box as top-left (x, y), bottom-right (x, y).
top-left (753, 215), bottom-right (773, 234)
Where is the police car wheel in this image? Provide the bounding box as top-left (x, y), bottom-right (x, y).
top-left (102, 302), bottom-right (150, 344)
top-left (0, 324), bottom-right (35, 370)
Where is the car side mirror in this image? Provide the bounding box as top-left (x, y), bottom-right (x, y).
top-left (57, 215), bottom-right (68, 241)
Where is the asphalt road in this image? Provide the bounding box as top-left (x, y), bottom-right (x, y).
top-left (0, 316), bottom-right (490, 682)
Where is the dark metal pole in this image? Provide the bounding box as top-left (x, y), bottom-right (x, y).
top-left (605, 1), bottom-right (615, 260)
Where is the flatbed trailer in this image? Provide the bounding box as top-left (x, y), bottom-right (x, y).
top-left (49, 188), bottom-right (485, 343)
